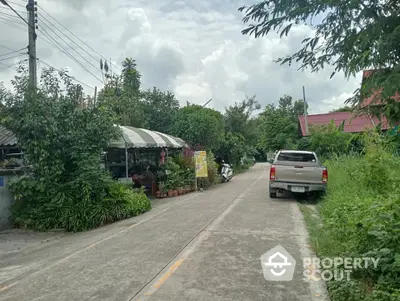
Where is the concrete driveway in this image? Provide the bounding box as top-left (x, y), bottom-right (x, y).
top-left (0, 163), bottom-right (328, 301)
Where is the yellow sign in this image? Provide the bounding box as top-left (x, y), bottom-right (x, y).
top-left (194, 151), bottom-right (208, 178)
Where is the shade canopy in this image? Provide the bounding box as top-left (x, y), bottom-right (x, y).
top-left (109, 126), bottom-right (188, 149)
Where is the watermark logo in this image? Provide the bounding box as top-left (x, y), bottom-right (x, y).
top-left (261, 245), bottom-right (380, 282)
top-left (303, 257), bottom-right (380, 282)
top-left (260, 245), bottom-right (296, 281)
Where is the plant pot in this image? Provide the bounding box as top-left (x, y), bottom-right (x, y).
top-left (156, 191), bottom-right (161, 198)
top-left (173, 190), bottom-right (178, 197)
top-left (167, 190), bottom-right (174, 197)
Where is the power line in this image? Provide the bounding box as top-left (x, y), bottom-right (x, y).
top-left (37, 3), bottom-right (121, 71)
top-left (6, 0), bottom-right (25, 8)
top-left (37, 12), bottom-right (102, 76)
top-left (0, 43), bottom-right (21, 51)
top-left (38, 59), bottom-right (95, 90)
top-left (0, 53), bottom-right (25, 62)
top-left (0, 15), bottom-right (26, 27)
top-left (0, 10), bottom-right (26, 20)
top-left (0, 0), bottom-right (30, 28)
top-left (0, 59), bottom-right (26, 72)
top-left (0, 47), bottom-right (26, 57)
top-left (36, 24), bottom-right (104, 85)
top-left (37, 11), bottom-right (102, 69)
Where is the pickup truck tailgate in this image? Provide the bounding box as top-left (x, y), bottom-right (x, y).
top-left (275, 163), bottom-right (323, 184)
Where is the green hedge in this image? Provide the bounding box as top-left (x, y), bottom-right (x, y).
top-left (9, 173), bottom-right (151, 232)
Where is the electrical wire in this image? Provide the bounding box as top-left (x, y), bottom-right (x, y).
top-left (0, 15), bottom-right (25, 26)
top-left (0, 43), bottom-right (21, 51)
top-left (6, 0), bottom-right (25, 8)
top-left (0, 47), bottom-right (26, 58)
top-left (0, 53), bottom-right (25, 62)
top-left (37, 13), bottom-right (102, 76)
top-left (0, 0), bottom-right (30, 27)
top-left (36, 24), bottom-right (104, 85)
top-left (0, 59), bottom-right (26, 72)
top-left (37, 3), bottom-right (121, 71)
top-left (37, 11), bottom-right (103, 70)
top-left (0, 10), bottom-right (26, 20)
top-left (38, 59), bottom-right (95, 90)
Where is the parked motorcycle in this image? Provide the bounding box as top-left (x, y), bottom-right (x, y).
top-left (220, 161), bottom-right (234, 182)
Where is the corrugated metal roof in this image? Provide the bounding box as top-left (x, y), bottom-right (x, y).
top-left (109, 126), bottom-right (189, 149)
top-left (298, 112), bottom-right (391, 136)
top-left (0, 125), bottom-right (17, 146)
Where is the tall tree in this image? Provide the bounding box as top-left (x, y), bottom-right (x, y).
top-left (122, 58), bottom-right (141, 93)
top-left (258, 96), bottom-right (306, 151)
top-left (98, 58), bottom-right (145, 127)
top-left (239, 0), bottom-right (400, 122)
top-left (141, 87), bottom-right (180, 133)
top-left (171, 105), bottom-right (225, 151)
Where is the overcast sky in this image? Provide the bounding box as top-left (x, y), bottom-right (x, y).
top-left (0, 0), bottom-right (362, 114)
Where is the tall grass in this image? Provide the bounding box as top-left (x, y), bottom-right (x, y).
top-left (308, 131), bottom-right (400, 301)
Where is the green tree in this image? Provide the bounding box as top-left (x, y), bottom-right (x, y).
top-left (258, 96), bottom-right (306, 152)
top-left (141, 87), bottom-right (180, 132)
top-left (222, 95), bottom-right (262, 161)
top-left (171, 105), bottom-right (225, 151)
top-left (239, 0), bottom-right (400, 122)
top-left (122, 57), bottom-right (141, 93)
top-left (307, 121), bottom-right (354, 157)
top-left (2, 66), bottom-right (151, 232)
top-left (98, 58), bottom-right (145, 127)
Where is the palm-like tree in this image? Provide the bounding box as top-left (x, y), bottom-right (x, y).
top-left (122, 58), bottom-right (141, 93)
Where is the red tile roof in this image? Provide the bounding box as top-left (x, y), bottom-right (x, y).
top-left (298, 112), bottom-right (391, 136)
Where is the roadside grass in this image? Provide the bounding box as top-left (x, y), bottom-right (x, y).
top-left (299, 133), bottom-right (400, 301)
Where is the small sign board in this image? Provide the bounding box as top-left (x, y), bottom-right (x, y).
top-left (194, 151), bottom-right (208, 178)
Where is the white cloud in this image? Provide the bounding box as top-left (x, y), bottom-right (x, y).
top-left (0, 0), bottom-right (361, 114)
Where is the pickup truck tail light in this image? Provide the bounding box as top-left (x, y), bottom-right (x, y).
top-left (322, 168), bottom-right (328, 183)
top-left (270, 165), bottom-right (276, 180)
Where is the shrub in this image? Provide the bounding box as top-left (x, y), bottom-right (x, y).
top-left (309, 131), bottom-right (400, 301)
top-left (9, 174), bottom-right (151, 232)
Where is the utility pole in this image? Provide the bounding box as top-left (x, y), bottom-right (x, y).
top-left (93, 86), bottom-right (97, 106)
top-left (302, 86), bottom-right (309, 136)
top-left (202, 98), bottom-right (212, 107)
top-left (27, 0), bottom-right (37, 89)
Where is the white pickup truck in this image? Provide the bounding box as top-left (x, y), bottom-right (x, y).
top-left (268, 150), bottom-right (328, 198)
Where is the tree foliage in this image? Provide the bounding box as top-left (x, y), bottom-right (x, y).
top-left (171, 105), bottom-right (225, 151)
top-left (239, 0), bottom-right (400, 122)
top-left (257, 95), bottom-right (306, 151)
top-left (1, 65), bottom-right (151, 232)
top-left (140, 87), bottom-right (180, 133)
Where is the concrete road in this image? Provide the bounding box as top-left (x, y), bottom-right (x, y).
top-left (0, 163), bottom-right (328, 301)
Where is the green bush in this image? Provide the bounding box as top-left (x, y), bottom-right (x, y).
top-left (8, 168), bottom-right (151, 232)
top-left (310, 131), bottom-right (400, 301)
